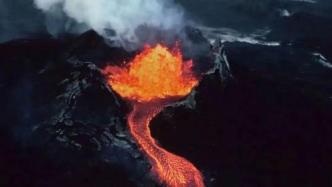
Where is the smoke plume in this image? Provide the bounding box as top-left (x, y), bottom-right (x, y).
top-left (34, 0), bottom-right (185, 48)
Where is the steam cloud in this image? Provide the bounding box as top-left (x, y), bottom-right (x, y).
top-left (34, 0), bottom-right (185, 48)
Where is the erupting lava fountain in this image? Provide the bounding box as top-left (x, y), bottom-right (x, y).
top-left (103, 44), bottom-right (204, 187)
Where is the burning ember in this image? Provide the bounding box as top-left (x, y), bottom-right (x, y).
top-left (103, 44), bottom-right (204, 187)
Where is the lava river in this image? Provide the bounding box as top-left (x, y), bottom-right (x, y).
top-left (103, 44), bottom-right (204, 187)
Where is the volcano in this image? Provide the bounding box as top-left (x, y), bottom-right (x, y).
top-left (1, 1), bottom-right (332, 186)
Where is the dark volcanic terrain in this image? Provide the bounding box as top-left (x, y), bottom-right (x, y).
top-left (1, 0), bottom-right (332, 186)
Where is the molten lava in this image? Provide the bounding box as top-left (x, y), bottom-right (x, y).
top-left (103, 44), bottom-right (204, 187)
top-left (103, 44), bottom-right (198, 102)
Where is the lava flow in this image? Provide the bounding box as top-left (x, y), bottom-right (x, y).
top-left (103, 44), bottom-right (204, 187)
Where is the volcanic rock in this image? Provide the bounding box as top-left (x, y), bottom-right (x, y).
top-left (151, 41), bottom-right (332, 187)
top-left (0, 32), bottom-right (156, 187)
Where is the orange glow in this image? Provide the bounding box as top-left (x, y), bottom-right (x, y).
top-left (103, 44), bottom-right (204, 187)
top-left (103, 44), bottom-right (198, 102)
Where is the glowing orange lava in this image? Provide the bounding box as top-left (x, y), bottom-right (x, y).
top-left (103, 44), bottom-right (204, 187)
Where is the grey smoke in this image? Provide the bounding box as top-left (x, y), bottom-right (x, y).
top-left (34, 0), bottom-right (185, 47)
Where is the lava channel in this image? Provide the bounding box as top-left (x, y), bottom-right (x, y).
top-left (103, 44), bottom-right (204, 187)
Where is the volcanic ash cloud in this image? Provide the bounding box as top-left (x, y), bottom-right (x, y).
top-left (34, 0), bottom-right (185, 46)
